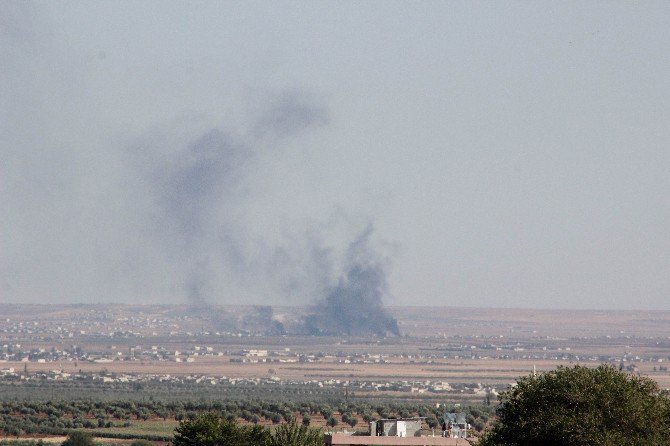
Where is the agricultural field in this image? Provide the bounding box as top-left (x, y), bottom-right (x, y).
top-left (0, 398), bottom-right (493, 442)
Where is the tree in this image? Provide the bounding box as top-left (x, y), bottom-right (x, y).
top-left (61, 431), bottom-right (95, 446)
top-left (319, 407), bottom-right (332, 420)
top-left (267, 421), bottom-right (322, 446)
top-left (173, 413), bottom-right (322, 446)
top-left (173, 412), bottom-right (268, 446)
top-left (480, 365), bottom-right (670, 446)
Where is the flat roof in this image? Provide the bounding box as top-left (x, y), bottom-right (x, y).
top-left (376, 417), bottom-right (426, 421)
top-left (325, 434), bottom-right (470, 445)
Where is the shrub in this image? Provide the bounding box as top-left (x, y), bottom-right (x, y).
top-left (61, 431), bottom-right (95, 446)
top-left (267, 421), bottom-right (322, 446)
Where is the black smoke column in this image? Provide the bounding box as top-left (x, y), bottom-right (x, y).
top-left (305, 226), bottom-right (400, 336)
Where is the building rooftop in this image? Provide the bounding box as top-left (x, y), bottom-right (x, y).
top-left (325, 433), bottom-right (471, 445)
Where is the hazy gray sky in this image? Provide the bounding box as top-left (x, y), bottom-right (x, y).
top-left (2, 1), bottom-right (669, 310)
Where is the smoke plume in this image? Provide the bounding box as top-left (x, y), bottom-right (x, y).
top-left (152, 129), bottom-right (250, 306)
top-left (304, 225), bottom-right (400, 337)
top-left (141, 92), bottom-right (329, 311)
top-left (242, 305), bottom-right (286, 335)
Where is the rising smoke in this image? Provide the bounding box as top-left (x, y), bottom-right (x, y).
top-left (2, 36), bottom-right (399, 333)
top-left (304, 225), bottom-right (400, 337)
top-left (243, 305), bottom-right (286, 336)
top-left (153, 129), bottom-right (251, 306)
top-left (145, 92), bottom-right (329, 310)
top-left (140, 96), bottom-right (401, 336)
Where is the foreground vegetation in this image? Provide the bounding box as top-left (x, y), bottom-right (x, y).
top-left (4, 365), bottom-right (666, 445)
top-left (174, 414), bottom-right (322, 446)
top-left (480, 365), bottom-right (670, 446)
top-left (0, 397), bottom-right (492, 440)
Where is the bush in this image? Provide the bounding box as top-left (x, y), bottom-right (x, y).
top-left (267, 421), bottom-right (322, 446)
top-left (61, 431), bottom-right (95, 446)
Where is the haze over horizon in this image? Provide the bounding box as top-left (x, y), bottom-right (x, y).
top-left (2, 2), bottom-right (669, 311)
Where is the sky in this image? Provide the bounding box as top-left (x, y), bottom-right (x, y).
top-left (1, 1), bottom-right (669, 310)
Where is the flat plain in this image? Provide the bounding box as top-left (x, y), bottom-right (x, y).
top-left (1, 304), bottom-right (668, 392)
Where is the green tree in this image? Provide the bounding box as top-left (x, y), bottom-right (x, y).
top-left (61, 431), bottom-right (95, 446)
top-left (319, 407), bottom-right (332, 420)
top-left (480, 365), bottom-right (670, 446)
top-left (267, 421), bottom-right (322, 446)
top-left (173, 412), bottom-right (268, 446)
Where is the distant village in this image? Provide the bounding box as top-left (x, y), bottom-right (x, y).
top-left (0, 364), bottom-right (500, 398)
top-left (0, 304), bottom-right (668, 397)
top-left (1, 313), bottom-right (667, 366)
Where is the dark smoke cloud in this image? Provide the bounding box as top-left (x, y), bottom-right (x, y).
top-left (140, 101), bottom-right (399, 335)
top-left (142, 94), bottom-right (329, 310)
top-left (242, 305), bottom-right (285, 335)
top-left (304, 225), bottom-right (400, 337)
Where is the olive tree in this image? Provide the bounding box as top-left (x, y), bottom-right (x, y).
top-left (61, 432), bottom-right (95, 446)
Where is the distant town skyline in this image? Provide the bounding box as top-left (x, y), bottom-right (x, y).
top-left (2, 2), bottom-right (669, 310)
